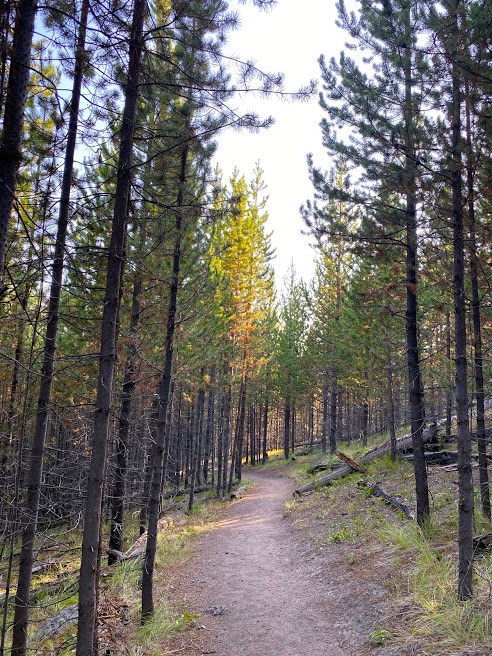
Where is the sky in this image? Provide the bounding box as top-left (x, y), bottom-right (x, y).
top-left (215, 0), bottom-right (349, 287)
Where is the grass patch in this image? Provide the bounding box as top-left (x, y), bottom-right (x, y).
top-left (136, 603), bottom-right (198, 655)
top-left (288, 436), bottom-right (492, 654)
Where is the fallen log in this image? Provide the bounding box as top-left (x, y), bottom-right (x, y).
top-left (230, 485), bottom-right (248, 499)
top-left (294, 425), bottom-right (438, 495)
top-left (336, 451), bottom-right (367, 473)
top-left (358, 481), bottom-right (414, 519)
top-left (33, 603), bottom-right (78, 641)
top-left (473, 533), bottom-right (492, 551)
top-left (105, 516), bottom-right (174, 562)
top-left (161, 483), bottom-right (214, 499)
top-left (403, 451), bottom-right (458, 466)
top-left (309, 463), bottom-right (329, 473)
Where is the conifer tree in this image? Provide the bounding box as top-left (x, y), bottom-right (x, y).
top-left (10, 3), bottom-right (90, 652)
top-left (0, 0), bottom-right (38, 294)
top-left (276, 265), bottom-right (308, 458)
top-left (76, 0), bottom-right (146, 650)
top-left (307, 0), bottom-right (433, 524)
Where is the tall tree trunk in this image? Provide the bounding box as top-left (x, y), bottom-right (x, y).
top-left (329, 372), bottom-right (337, 455)
top-left (321, 370), bottom-right (328, 453)
top-left (362, 399), bottom-right (368, 447)
top-left (284, 399), bottom-right (290, 460)
top-left (0, 0), bottom-right (38, 293)
top-left (387, 356), bottom-right (397, 462)
top-left (10, 3), bottom-right (89, 652)
top-left (141, 140), bottom-right (188, 619)
top-left (465, 84), bottom-right (490, 520)
top-left (450, 0), bottom-right (473, 600)
top-left (139, 402), bottom-right (158, 535)
top-left (0, 0), bottom-right (13, 117)
top-left (262, 397), bottom-right (269, 463)
top-left (446, 312), bottom-right (453, 439)
top-left (290, 405), bottom-right (295, 454)
top-left (108, 270), bottom-right (142, 564)
top-left (0, 318), bottom-right (38, 656)
top-left (203, 370), bottom-right (215, 483)
top-left (403, 3), bottom-right (429, 526)
top-left (231, 374), bottom-right (247, 485)
top-left (249, 403), bottom-right (256, 466)
top-left (76, 0), bottom-right (145, 651)
top-left (189, 375), bottom-right (205, 512)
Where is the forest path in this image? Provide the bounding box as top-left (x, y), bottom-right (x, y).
top-left (168, 467), bottom-right (389, 656)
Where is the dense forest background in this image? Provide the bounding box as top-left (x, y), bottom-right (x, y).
top-left (0, 0), bottom-right (490, 653)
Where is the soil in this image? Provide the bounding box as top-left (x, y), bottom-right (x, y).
top-left (166, 467), bottom-right (393, 656)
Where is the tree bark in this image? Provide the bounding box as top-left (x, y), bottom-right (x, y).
top-left (0, 0), bottom-right (38, 293)
top-left (262, 398), bottom-right (269, 463)
top-left (449, 0), bottom-right (473, 601)
top-left (76, 0), bottom-right (145, 651)
top-left (387, 356), bottom-right (397, 462)
top-left (108, 270), bottom-right (142, 564)
top-left (402, 3), bottom-right (429, 526)
top-left (329, 374), bottom-right (337, 455)
top-left (321, 370), bottom-right (328, 453)
top-left (10, 3), bottom-right (89, 652)
top-left (141, 140), bottom-right (188, 619)
top-left (284, 398), bottom-right (291, 460)
top-left (465, 82), bottom-right (490, 520)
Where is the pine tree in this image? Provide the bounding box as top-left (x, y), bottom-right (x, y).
top-left (308, 0), bottom-right (434, 524)
top-left (276, 265), bottom-right (308, 458)
top-left (76, 0), bottom-right (146, 650)
top-left (10, 3), bottom-right (90, 653)
top-left (0, 0), bottom-right (38, 294)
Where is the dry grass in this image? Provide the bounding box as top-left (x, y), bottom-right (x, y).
top-left (2, 437), bottom-right (492, 655)
top-left (284, 441), bottom-right (492, 655)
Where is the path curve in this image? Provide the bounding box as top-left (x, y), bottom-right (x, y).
top-left (172, 467), bottom-right (388, 656)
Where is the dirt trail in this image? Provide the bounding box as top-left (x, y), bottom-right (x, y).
top-left (170, 468), bottom-right (390, 656)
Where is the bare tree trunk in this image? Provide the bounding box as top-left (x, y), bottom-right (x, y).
top-left (141, 141), bottom-right (188, 619)
top-left (262, 398), bottom-right (269, 463)
top-left (446, 312), bottom-right (453, 439)
top-left (329, 373), bottom-right (337, 455)
top-left (0, 0), bottom-right (38, 293)
top-left (108, 269), bottom-right (142, 564)
top-left (387, 357), bottom-right (397, 462)
top-left (230, 374), bottom-right (247, 486)
top-left (321, 370), bottom-right (328, 453)
top-left (189, 375), bottom-right (205, 512)
top-left (450, 0), bottom-right (473, 600)
top-left (249, 403), bottom-right (255, 466)
top-left (203, 370), bottom-right (215, 483)
top-left (76, 0), bottom-right (145, 651)
top-left (403, 4), bottom-right (429, 526)
top-left (465, 84), bottom-right (490, 520)
top-left (217, 370), bottom-right (231, 497)
top-left (10, 3), bottom-right (89, 651)
top-left (284, 398), bottom-right (291, 460)
top-left (362, 399), bottom-right (369, 447)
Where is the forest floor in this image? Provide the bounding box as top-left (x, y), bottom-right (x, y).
top-left (161, 465), bottom-right (407, 656)
top-left (10, 446), bottom-right (491, 654)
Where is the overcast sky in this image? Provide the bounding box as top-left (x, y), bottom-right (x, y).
top-left (215, 0), bottom-right (349, 287)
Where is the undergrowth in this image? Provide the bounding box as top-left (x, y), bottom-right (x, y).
top-left (285, 436), bottom-right (492, 655)
top-left (0, 495), bottom-right (225, 655)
